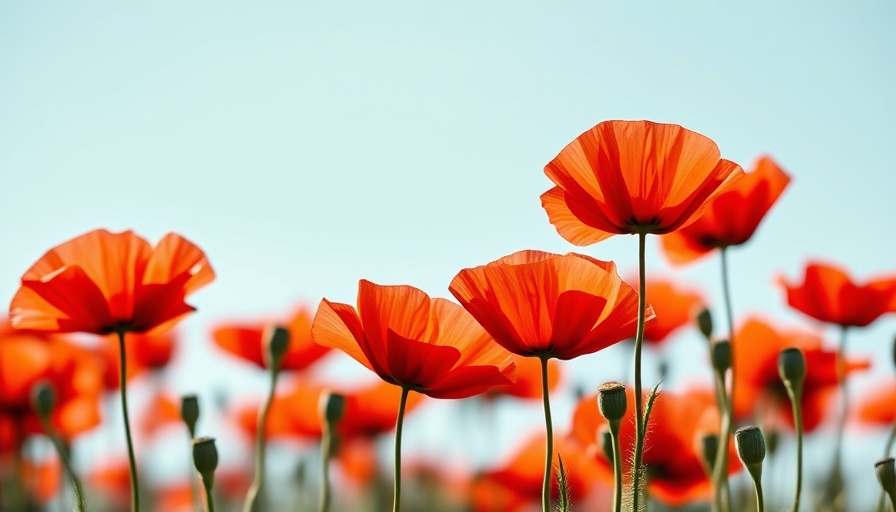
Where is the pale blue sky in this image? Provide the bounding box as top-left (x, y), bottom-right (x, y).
top-left (2, 2), bottom-right (895, 505)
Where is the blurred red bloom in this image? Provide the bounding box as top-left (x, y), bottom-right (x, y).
top-left (9, 229), bottom-right (214, 334)
top-left (855, 379), bottom-right (896, 427)
top-left (22, 457), bottom-right (62, 504)
top-left (661, 156), bottom-right (791, 264)
top-left (0, 321), bottom-right (104, 450)
top-left (633, 276), bottom-right (704, 345)
top-left (311, 280), bottom-right (516, 399)
top-left (570, 388), bottom-right (737, 506)
top-left (450, 250), bottom-right (652, 360)
top-left (138, 391), bottom-right (182, 438)
top-left (93, 328), bottom-right (179, 390)
top-left (779, 262), bottom-right (896, 328)
top-left (540, 119), bottom-right (744, 245)
top-left (483, 356), bottom-right (562, 400)
top-left (732, 318), bottom-right (870, 431)
top-left (213, 305), bottom-right (331, 371)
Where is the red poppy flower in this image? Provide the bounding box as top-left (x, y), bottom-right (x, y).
top-left (856, 379), bottom-right (896, 426)
top-left (778, 262), bottom-right (896, 328)
top-left (570, 388), bottom-right (738, 506)
top-left (213, 305), bottom-right (331, 371)
top-left (138, 391), bottom-right (182, 438)
top-left (92, 328), bottom-right (179, 390)
top-left (732, 318), bottom-right (870, 431)
top-left (632, 276), bottom-right (704, 345)
top-left (9, 229), bottom-right (214, 334)
top-left (311, 280), bottom-right (516, 399)
top-left (449, 250), bottom-right (652, 360)
top-left (661, 156), bottom-right (791, 264)
top-left (540, 120), bottom-right (744, 245)
top-left (483, 356), bottom-right (562, 400)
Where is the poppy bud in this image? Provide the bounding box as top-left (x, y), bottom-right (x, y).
top-left (31, 381), bottom-right (55, 419)
top-left (180, 394), bottom-right (200, 438)
top-left (778, 348), bottom-right (806, 395)
top-left (597, 425), bottom-right (614, 466)
top-left (764, 427), bottom-right (780, 456)
top-left (597, 381), bottom-right (627, 423)
top-left (263, 325), bottom-right (291, 370)
top-left (192, 436), bottom-right (219, 490)
top-left (695, 307), bottom-right (713, 340)
top-left (698, 432), bottom-right (719, 476)
top-left (710, 339), bottom-right (731, 374)
top-left (735, 426), bottom-right (766, 476)
top-left (876, 458), bottom-right (896, 499)
top-left (319, 391), bottom-right (347, 427)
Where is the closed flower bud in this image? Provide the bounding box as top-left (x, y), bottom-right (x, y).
top-left (695, 307), bottom-right (713, 340)
top-left (180, 394), bottom-right (200, 437)
top-left (735, 425), bottom-right (766, 467)
top-left (597, 381), bottom-right (627, 423)
top-left (778, 348), bottom-right (806, 392)
top-left (876, 458), bottom-right (896, 498)
top-left (710, 340), bottom-right (731, 374)
top-left (698, 432), bottom-right (719, 476)
top-left (319, 391), bottom-right (347, 427)
top-left (263, 325), bottom-right (291, 370)
top-left (31, 381), bottom-right (55, 419)
top-left (192, 436), bottom-right (219, 489)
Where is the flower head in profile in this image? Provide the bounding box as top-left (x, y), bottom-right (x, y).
top-left (661, 156), bottom-right (791, 264)
top-left (778, 261), bottom-right (896, 328)
top-left (311, 280), bottom-right (516, 399)
top-left (449, 250), bottom-right (653, 360)
top-left (540, 120), bottom-right (744, 245)
top-left (732, 318), bottom-right (869, 431)
top-left (9, 229), bottom-right (214, 334)
top-left (213, 305), bottom-right (331, 371)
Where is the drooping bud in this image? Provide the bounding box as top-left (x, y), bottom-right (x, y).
top-left (192, 436), bottom-right (219, 490)
top-left (31, 381), bottom-right (56, 419)
top-left (597, 425), bottom-right (614, 467)
top-left (698, 432), bottom-right (719, 477)
top-left (778, 348), bottom-right (806, 395)
top-left (876, 458), bottom-right (896, 503)
top-left (765, 427), bottom-right (780, 456)
top-left (319, 391), bottom-right (347, 427)
top-left (180, 394), bottom-right (200, 438)
top-left (263, 325), bottom-right (291, 371)
top-left (735, 425), bottom-right (766, 478)
top-left (695, 307), bottom-right (713, 340)
top-left (597, 382), bottom-right (627, 424)
top-left (710, 339), bottom-right (731, 374)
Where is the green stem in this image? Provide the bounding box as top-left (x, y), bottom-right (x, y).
top-left (202, 478), bottom-right (216, 512)
top-left (711, 366), bottom-right (731, 512)
top-left (243, 365), bottom-right (281, 512)
top-left (752, 472), bottom-right (765, 512)
top-left (827, 326), bottom-right (849, 507)
top-left (880, 422), bottom-right (896, 512)
top-left (609, 420), bottom-right (622, 512)
top-left (539, 356), bottom-right (554, 512)
top-left (631, 231), bottom-right (647, 512)
top-left (117, 331), bottom-right (140, 512)
top-left (716, 246), bottom-right (734, 512)
top-left (785, 386), bottom-right (803, 512)
top-left (38, 416), bottom-right (86, 512)
top-left (319, 425), bottom-right (333, 512)
top-left (393, 387), bottom-right (410, 512)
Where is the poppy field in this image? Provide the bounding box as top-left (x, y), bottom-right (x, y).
top-left (1, 4), bottom-right (894, 512)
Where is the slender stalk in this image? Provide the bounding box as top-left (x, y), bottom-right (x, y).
top-left (881, 423), bottom-right (896, 512)
top-left (203, 481), bottom-right (216, 512)
top-left (751, 475), bottom-right (765, 512)
top-left (393, 387), bottom-right (410, 512)
top-left (318, 424), bottom-right (334, 512)
top-left (609, 421), bottom-right (623, 512)
top-left (826, 326), bottom-right (849, 507)
top-left (38, 416), bottom-right (86, 512)
top-left (539, 356), bottom-right (554, 512)
top-left (242, 365), bottom-right (281, 512)
top-left (710, 366), bottom-right (730, 512)
top-left (713, 246), bottom-right (734, 512)
top-left (117, 331), bottom-right (140, 512)
top-left (784, 388), bottom-right (803, 511)
top-left (631, 231), bottom-right (648, 511)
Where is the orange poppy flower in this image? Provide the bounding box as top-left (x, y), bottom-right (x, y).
top-left (732, 318), bottom-right (870, 431)
top-left (483, 356), bottom-right (562, 400)
top-left (311, 280), bottom-right (516, 399)
top-left (449, 250), bottom-right (652, 360)
top-left (0, 321), bottom-right (104, 444)
top-left (540, 120), bottom-right (744, 245)
top-left (213, 305), bottom-right (331, 371)
top-left (661, 156), bottom-right (791, 264)
top-left (633, 276), bottom-right (704, 345)
top-left (138, 391), bottom-right (182, 438)
top-left (9, 229), bottom-right (214, 334)
top-left (856, 379), bottom-right (896, 426)
top-left (778, 261), bottom-right (896, 328)
top-left (22, 457), bottom-right (62, 504)
top-left (570, 388), bottom-right (738, 506)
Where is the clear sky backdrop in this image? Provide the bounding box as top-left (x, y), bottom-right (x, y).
top-left (2, 1), bottom-right (895, 502)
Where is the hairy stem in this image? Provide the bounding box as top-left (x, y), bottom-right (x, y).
top-left (631, 231), bottom-right (648, 512)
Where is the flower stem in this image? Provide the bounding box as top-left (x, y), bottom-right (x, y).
top-left (318, 424), bottom-right (334, 512)
top-left (631, 231), bottom-right (648, 512)
top-left (243, 365), bottom-right (281, 512)
top-left (751, 472), bottom-right (765, 512)
top-left (712, 246), bottom-right (734, 512)
top-left (539, 355), bottom-right (554, 512)
top-left (609, 420), bottom-right (622, 512)
top-left (117, 331), bottom-right (140, 512)
top-left (393, 387), bottom-right (410, 512)
top-left (38, 415), bottom-right (86, 512)
top-left (711, 365), bottom-right (731, 512)
top-left (784, 385), bottom-right (803, 511)
top-left (826, 326), bottom-right (849, 507)
top-left (880, 422), bottom-right (896, 512)
top-left (203, 480), bottom-right (216, 512)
